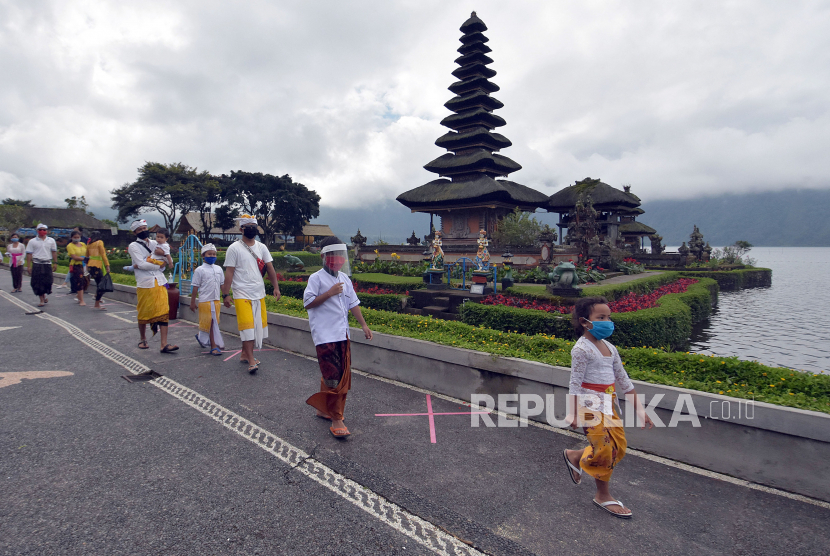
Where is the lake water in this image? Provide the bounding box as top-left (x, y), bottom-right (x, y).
top-left (686, 247), bottom-right (830, 374)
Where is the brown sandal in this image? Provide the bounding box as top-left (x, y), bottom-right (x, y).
top-left (160, 344), bottom-right (179, 353)
top-left (138, 341), bottom-right (149, 349)
top-left (330, 426), bottom-right (350, 438)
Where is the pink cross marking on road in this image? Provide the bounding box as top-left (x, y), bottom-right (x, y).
top-left (375, 394), bottom-right (489, 444)
top-left (217, 347), bottom-right (279, 362)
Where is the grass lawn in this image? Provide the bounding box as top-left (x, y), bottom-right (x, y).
top-left (351, 273), bottom-right (425, 284)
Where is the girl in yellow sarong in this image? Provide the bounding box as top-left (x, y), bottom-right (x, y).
top-left (563, 296), bottom-right (653, 519)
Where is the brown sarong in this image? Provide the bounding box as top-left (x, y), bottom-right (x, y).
top-left (306, 340), bottom-right (352, 421)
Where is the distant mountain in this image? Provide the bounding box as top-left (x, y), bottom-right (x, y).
top-left (639, 189), bottom-right (830, 247)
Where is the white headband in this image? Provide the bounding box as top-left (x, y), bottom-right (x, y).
top-left (321, 243), bottom-right (347, 254)
top-left (130, 219), bottom-right (148, 232)
top-left (201, 243), bottom-right (217, 255)
top-left (234, 214), bottom-right (257, 227)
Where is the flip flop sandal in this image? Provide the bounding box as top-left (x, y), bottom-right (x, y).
top-left (593, 499), bottom-right (632, 519)
top-left (248, 363), bottom-right (259, 374)
top-left (563, 450), bottom-right (583, 485)
top-left (316, 412), bottom-right (332, 420)
top-left (138, 341), bottom-right (149, 349)
top-left (210, 348), bottom-right (222, 356)
top-left (195, 334), bottom-right (209, 348)
top-left (330, 426), bottom-right (350, 438)
top-left (160, 344), bottom-right (179, 353)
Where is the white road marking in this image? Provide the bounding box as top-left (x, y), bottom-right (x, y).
top-left (0, 326), bottom-right (21, 332)
top-left (0, 290), bottom-right (485, 556)
top-left (105, 313), bottom-right (135, 323)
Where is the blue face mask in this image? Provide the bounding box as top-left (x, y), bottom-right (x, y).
top-left (204, 256), bottom-right (217, 265)
top-left (11, 238), bottom-right (19, 242)
top-left (587, 320), bottom-right (614, 340)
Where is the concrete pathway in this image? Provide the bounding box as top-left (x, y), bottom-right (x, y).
top-left (1, 269), bottom-right (828, 556)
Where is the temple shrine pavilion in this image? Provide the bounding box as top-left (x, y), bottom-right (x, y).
top-left (545, 177), bottom-right (657, 250)
top-left (396, 12), bottom-right (548, 247)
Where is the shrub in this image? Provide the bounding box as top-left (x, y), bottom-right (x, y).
top-left (678, 268), bottom-right (771, 291)
top-left (265, 279), bottom-right (407, 312)
top-left (463, 278), bottom-right (717, 349)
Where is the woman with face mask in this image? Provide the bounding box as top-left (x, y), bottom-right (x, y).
top-left (5, 233), bottom-right (25, 292)
top-left (25, 223), bottom-right (58, 307)
top-left (66, 230), bottom-right (89, 306)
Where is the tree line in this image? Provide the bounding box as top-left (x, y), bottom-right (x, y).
top-left (110, 162), bottom-right (321, 246)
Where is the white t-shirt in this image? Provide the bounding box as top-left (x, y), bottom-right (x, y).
top-left (150, 242), bottom-right (171, 266)
top-left (25, 237), bottom-right (57, 262)
top-left (303, 268), bottom-right (360, 346)
top-left (224, 240), bottom-right (273, 300)
top-left (191, 264), bottom-right (225, 302)
top-left (128, 238), bottom-right (168, 289)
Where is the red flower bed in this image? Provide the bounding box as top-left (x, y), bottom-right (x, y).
top-left (480, 278), bottom-right (699, 314)
top-left (352, 282), bottom-right (397, 295)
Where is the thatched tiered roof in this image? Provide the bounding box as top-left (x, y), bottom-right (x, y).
top-left (546, 177), bottom-right (641, 212)
top-left (398, 12), bottom-right (546, 212)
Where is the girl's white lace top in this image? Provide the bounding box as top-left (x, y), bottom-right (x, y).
top-left (569, 336), bottom-right (635, 415)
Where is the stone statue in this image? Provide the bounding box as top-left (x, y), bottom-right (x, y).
top-left (351, 229), bottom-right (367, 261)
top-left (406, 231), bottom-right (420, 246)
top-left (688, 225), bottom-right (705, 261)
top-left (430, 231), bottom-right (445, 270)
top-left (649, 234), bottom-right (664, 255)
top-left (423, 223), bottom-right (435, 246)
top-left (474, 228), bottom-right (491, 271)
top-left (284, 255), bottom-right (304, 271)
top-left (547, 262), bottom-right (580, 289)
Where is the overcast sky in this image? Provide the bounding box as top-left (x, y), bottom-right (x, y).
top-left (2, 0), bottom-right (829, 218)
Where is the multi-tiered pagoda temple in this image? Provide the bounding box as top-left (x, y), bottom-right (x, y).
top-left (397, 12), bottom-right (547, 247)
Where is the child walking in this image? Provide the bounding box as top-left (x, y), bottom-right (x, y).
top-left (189, 244), bottom-right (225, 355)
top-left (303, 237), bottom-right (373, 438)
top-left (563, 296), bottom-right (653, 518)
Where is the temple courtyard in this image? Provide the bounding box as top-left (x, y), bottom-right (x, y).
top-left (1, 268), bottom-right (829, 556)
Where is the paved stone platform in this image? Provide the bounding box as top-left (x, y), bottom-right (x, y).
top-left (1, 269), bottom-right (828, 555)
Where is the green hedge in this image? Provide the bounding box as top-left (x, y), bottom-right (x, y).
top-left (506, 272), bottom-right (685, 303)
top-left (351, 273), bottom-right (426, 293)
top-left (678, 268), bottom-right (771, 291)
top-left (461, 278), bottom-right (718, 349)
top-left (264, 279), bottom-right (407, 312)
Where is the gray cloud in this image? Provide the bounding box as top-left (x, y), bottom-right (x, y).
top-left (1, 0), bottom-right (829, 214)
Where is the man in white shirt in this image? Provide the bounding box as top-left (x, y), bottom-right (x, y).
top-left (25, 223), bottom-right (58, 307)
top-left (128, 220), bottom-right (178, 353)
top-left (303, 237), bottom-right (372, 438)
top-left (221, 214), bottom-right (281, 374)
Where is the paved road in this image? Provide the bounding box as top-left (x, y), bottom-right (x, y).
top-left (1, 269), bottom-right (829, 556)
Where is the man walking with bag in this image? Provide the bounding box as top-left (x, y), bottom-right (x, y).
top-left (222, 215), bottom-right (281, 374)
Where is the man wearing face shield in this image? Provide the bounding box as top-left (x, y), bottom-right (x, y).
top-left (303, 237), bottom-right (373, 438)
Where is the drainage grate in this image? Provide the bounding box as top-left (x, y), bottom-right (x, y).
top-left (122, 370), bottom-right (162, 383)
